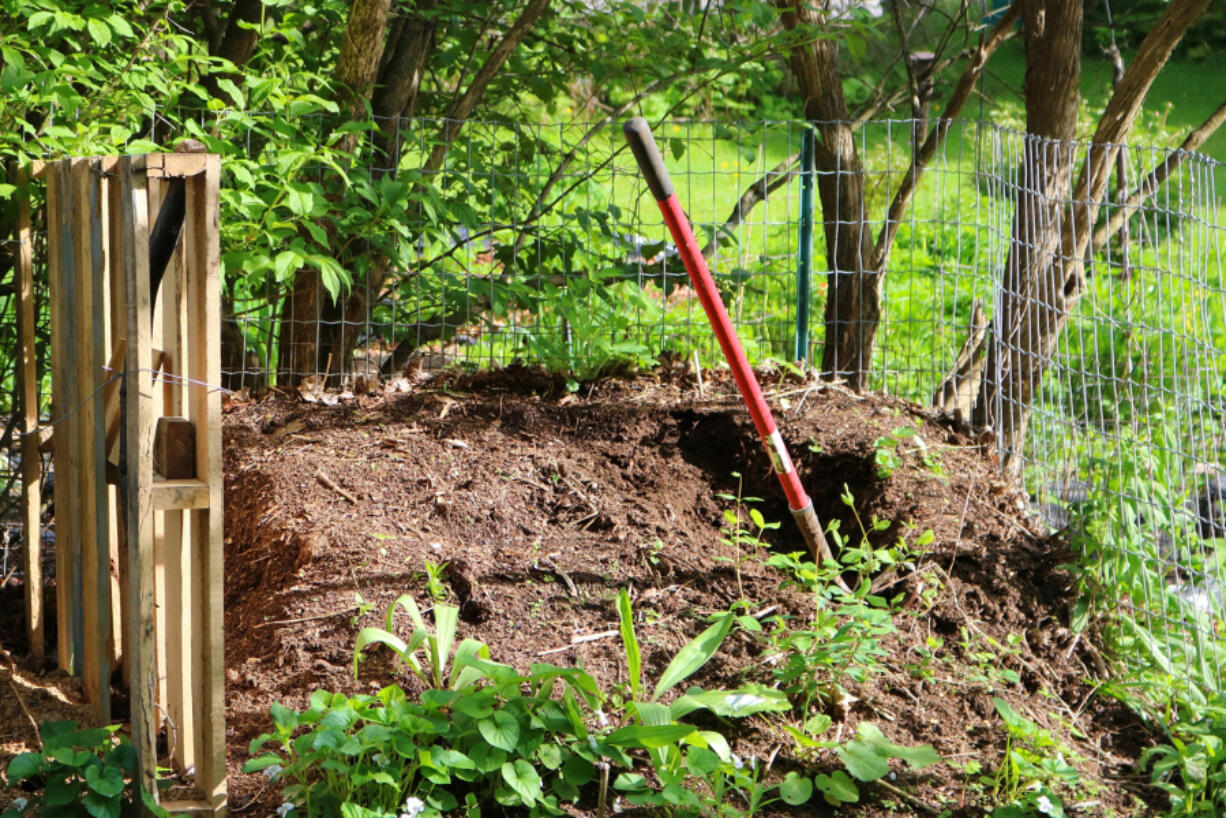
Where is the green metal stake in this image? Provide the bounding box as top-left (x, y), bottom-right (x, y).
top-left (794, 126), bottom-right (816, 365)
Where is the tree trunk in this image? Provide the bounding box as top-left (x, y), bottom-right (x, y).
top-left (779, 0), bottom-right (877, 389)
top-left (972, 0), bottom-right (1082, 467)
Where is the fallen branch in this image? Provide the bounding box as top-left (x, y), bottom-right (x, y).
top-left (537, 629), bottom-right (619, 656)
top-left (315, 469), bottom-right (358, 504)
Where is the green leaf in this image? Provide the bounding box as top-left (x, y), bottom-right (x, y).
top-left (670, 138), bottom-right (686, 161)
top-left (536, 742), bottom-right (563, 770)
top-left (779, 771), bottom-right (814, 805)
top-left (670, 685), bottom-right (789, 718)
top-left (815, 770), bottom-right (859, 805)
top-left (86, 17), bottom-right (111, 46)
top-left (7, 752), bottom-right (43, 782)
top-left (84, 764), bottom-right (125, 798)
top-left (500, 760), bottom-right (542, 805)
top-left (617, 589), bottom-right (642, 700)
top-left (562, 753), bottom-right (595, 785)
top-left (479, 710), bottom-right (520, 752)
top-left (651, 613), bottom-right (733, 700)
top-left (82, 789), bottom-right (121, 818)
top-left (605, 724), bottom-right (695, 748)
top-left (838, 739), bottom-right (890, 782)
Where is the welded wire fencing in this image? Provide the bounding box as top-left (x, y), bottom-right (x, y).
top-left (2, 115), bottom-right (1226, 696)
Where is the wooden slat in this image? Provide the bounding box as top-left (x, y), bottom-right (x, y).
top-left (184, 155), bottom-right (227, 811)
top-left (73, 158), bottom-right (112, 720)
top-left (146, 172), bottom-right (170, 738)
top-left (135, 153), bottom-right (209, 179)
top-left (151, 478), bottom-right (210, 511)
top-left (14, 162), bottom-right (44, 659)
top-left (97, 157), bottom-right (122, 673)
top-left (118, 155), bottom-right (159, 803)
top-left (48, 160), bottom-right (83, 674)
top-left (161, 799), bottom-right (220, 815)
top-left (160, 205), bottom-right (192, 772)
top-left (106, 161), bottom-right (131, 686)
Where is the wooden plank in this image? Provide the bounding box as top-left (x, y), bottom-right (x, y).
top-left (48, 160), bottom-right (83, 674)
top-left (135, 153), bottom-right (209, 179)
top-left (106, 162), bottom-right (131, 686)
top-left (184, 155), bottom-right (227, 811)
top-left (73, 158), bottom-right (112, 721)
top-left (118, 155), bottom-right (159, 804)
top-left (97, 158), bottom-right (123, 672)
top-left (150, 479), bottom-right (210, 511)
top-left (14, 161), bottom-right (44, 659)
top-left (159, 162), bottom-right (194, 773)
top-left (154, 418), bottom-right (196, 479)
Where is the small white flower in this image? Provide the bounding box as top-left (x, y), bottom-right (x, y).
top-left (372, 753), bottom-right (388, 767)
top-left (263, 764), bottom-right (284, 780)
top-left (725, 694), bottom-right (766, 711)
top-left (731, 753), bottom-right (743, 770)
top-left (612, 796), bottom-right (624, 814)
top-left (12, 798), bottom-right (28, 812)
top-left (588, 735), bottom-right (599, 752)
top-left (1036, 794), bottom-right (1055, 815)
top-left (595, 708), bottom-right (610, 728)
top-left (275, 803), bottom-right (295, 818)
top-left (400, 796), bottom-right (426, 818)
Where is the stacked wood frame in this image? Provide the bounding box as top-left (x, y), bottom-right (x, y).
top-left (14, 154), bottom-right (226, 816)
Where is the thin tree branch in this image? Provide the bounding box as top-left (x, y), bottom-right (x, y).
top-left (423, 0), bottom-right (551, 174)
top-left (872, 1), bottom-right (1021, 267)
top-left (1091, 96), bottom-right (1226, 254)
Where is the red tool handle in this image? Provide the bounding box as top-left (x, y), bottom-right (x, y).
top-left (623, 117), bottom-right (834, 566)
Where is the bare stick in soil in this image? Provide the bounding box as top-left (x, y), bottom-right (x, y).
top-left (315, 469), bottom-right (358, 504)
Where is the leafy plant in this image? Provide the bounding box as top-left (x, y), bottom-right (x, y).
top-left (716, 472), bottom-right (779, 601)
top-left (245, 661), bottom-right (607, 818)
top-left (353, 597), bottom-right (489, 690)
top-left (1141, 701), bottom-right (1226, 815)
top-left (2, 721), bottom-right (169, 818)
top-left (989, 698), bottom-right (1082, 810)
top-left (422, 560), bottom-right (449, 605)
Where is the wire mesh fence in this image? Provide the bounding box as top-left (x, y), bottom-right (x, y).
top-left (2, 115), bottom-right (1225, 696)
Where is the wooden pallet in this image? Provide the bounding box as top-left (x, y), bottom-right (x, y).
top-left (18, 153), bottom-right (226, 816)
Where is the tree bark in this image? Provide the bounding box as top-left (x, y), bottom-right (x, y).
top-left (779, 0), bottom-right (877, 389)
top-left (372, 1), bottom-right (439, 169)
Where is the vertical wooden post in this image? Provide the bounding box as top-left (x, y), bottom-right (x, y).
top-left (106, 159), bottom-right (131, 686)
top-left (14, 161), bottom-right (43, 659)
top-left (48, 161), bottom-right (84, 674)
top-left (160, 172), bottom-right (194, 773)
top-left (118, 155), bottom-right (159, 804)
top-left (73, 158), bottom-right (112, 720)
top-left (184, 155), bottom-right (227, 813)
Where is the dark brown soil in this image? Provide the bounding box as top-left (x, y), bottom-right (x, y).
top-left (1, 364), bottom-right (1162, 816)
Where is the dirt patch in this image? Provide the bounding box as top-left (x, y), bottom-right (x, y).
top-left (1, 365), bottom-right (1161, 815)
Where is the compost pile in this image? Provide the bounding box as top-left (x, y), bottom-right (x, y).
top-left (0, 364), bottom-right (1162, 816)
top-left (214, 365), bottom-right (1158, 816)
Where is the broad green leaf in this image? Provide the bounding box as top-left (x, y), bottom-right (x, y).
top-left (815, 770), bottom-right (859, 805)
top-left (479, 710), bottom-right (520, 752)
top-left (838, 739), bottom-right (890, 782)
top-left (6, 752), bottom-right (43, 781)
top-left (86, 17), bottom-right (111, 47)
top-left (562, 753), bottom-right (595, 785)
top-left (780, 771), bottom-right (814, 805)
top-left (652, 614), bottom-right (734, 700)
top-left (605, 724), bottom-right (695, 748)
top-left (84, 764), bottom-right (125, 798)
top-left (500, 760), bottom-right (542, 805)
top-left (617, 589), bottom-right (642, 700)
top-left (670, 685), bottom-right (789, 718)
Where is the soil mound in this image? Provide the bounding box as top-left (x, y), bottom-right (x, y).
top-left (219, 367), bottom-right (1159, 816)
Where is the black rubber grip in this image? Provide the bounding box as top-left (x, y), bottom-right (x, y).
top-left (623, 117), bottom-right (675, 202)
